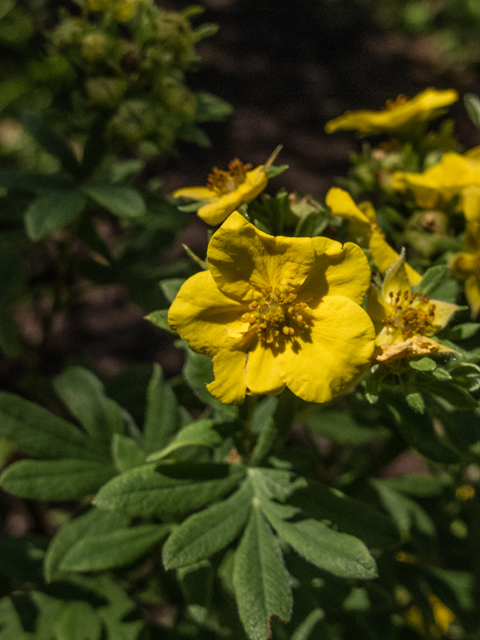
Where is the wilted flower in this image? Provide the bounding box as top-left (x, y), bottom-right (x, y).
top-left (173, 158), bottom-right (269, 226)
top-left (367, 253), bottom-right (458, 364)
top-left (326, 187), bottom-right (422, 284)
top-left (168, 212), bottom-right (375, 404)
top-left (325, 88), bottom-right (458, 136)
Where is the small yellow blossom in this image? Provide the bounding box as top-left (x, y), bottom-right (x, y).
top-left (173, 158), bottom-right (269, 226)
top-left (367, 252), bottom-right (458, 364)
top-left (325, 88), bottom-right (458, 136)
top-left (326, 187), bottom-right (422, 285)
top-left (392, 149), bottom-right (480, 209)
top-left (405, 594), bottom-right (455, 638)
top-left (168, 212), bottom-right (375, 404)
top-left (450, 185), bottom-right (480, 316)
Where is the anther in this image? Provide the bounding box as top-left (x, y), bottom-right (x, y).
top-left (261, 304), bottom-right (269, 311)
top-left (265, 335), bottom-right (274, 344)
top-left (241, 313), bottom-right (251, 321)
top-left (249, 317), bottom-right (256, 325)
top-left (274, 287), bottom-right (281, 297)
top-left (265, 286), bottom-right (273, 293)
top-left (288, 306), bottom-right (294, 315)
top-left (404, 291), bottom-right (409, 300)
top-left (254, 312), bottom-right (261, 319)
top-left (249, 300), bottom-right (259, 310)
top-left (296, 314), bottom-right (303, 322)
top-left (273, 330), bottom-right (279, 337)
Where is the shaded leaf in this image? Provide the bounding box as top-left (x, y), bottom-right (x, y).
top-left (25, 190), bottom-right (87, 240)
top-left (82, 183), bottom-right (145, 218)
top-left (0, 458), bottom-right (117, 500)
top-left (233, 506), bottom-right (292, 640)
top-left (144, 364), bottom-right (183, 455)
top-left (54, 601), bottom-right (102, 640)
top-left (93, 462), bottom-right (246, 516)
top-left (163, 479), bottom-right (253, 569)
top-left (112, 434), bottom-right (146, 472)
top-left (147, 419), bottom-right (222, 461)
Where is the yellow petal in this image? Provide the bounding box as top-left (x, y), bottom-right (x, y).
top-left (173, 186), bottom-right (217, 201)
top-left (416, 299), bottom-right (458, 334)
top-left (208, 212), bottom-right (315, 301)
top-left (275, 296), bottom-right (375, 403)
top-left (366, 283), bottom-right (391, 324)
top-left (197, 191), bottom-right (244, 226)
top-left (207, 349), bottom-right (247, 405)
top-left (325, 187), bottom-right (371, 225)
top-left (196, 165), bottom-right (268, 226)
top-left (168, 270), bottom-right (248, 356)
top-left (358, 201), bottom-right (377, 224)
top-left (246, 341), bottom-right (286, 396)
top-left (325, 88), bottom-right (458, 135)
top-left (369, 230), bottom-right (422, 285)
top-left (382, 251), bottom-right (411, 301)
top-left (301, 237), bottom-right (371, 305)
top-left (465, 274), bottom-right (480, 317)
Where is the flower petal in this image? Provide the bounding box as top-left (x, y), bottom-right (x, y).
top-left (326, 187), bottom-right (371, 225)
top-left (168, 270), bottom-right (248, 356)
top-left (276, 296), bottom-right (375, 403)
top-left (198, 191), bottom-right (244, 226)
top-left (382, 251), bottom-right (411, 300)
top-left (366, 283), bottom-right (391, 324)
top-left (246, 340), bottom-right (286, 396)
top-left (465, 274), bottom-right (480, 317)
top-left (208, 212), bottom-right (315, 300)
top-left (173, 186), bottom-right (217, 201)
top-left (207, 349), bottom-right (247, 405)
top-left (301, 238), bottom-right (371, 305)
top-left (420, 299), bottom-right (458, 334)
top-left (369, 230), bottom-right (422, 285)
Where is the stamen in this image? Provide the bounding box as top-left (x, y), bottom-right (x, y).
top-left (241, 313), bottom-right (251, 321)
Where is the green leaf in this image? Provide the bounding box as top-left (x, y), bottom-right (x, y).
top-left (0, 458), bottom-right (117, 500)
top-left (79, 116), bottom-right (108, 178)
top-left (195, 91), bottom-right (233, 122)
top-left (144, 364), bottom-right (183, 455)
top-left (305, 409), bottom-right (389, 445)
top-left (93, 462), bottom-right (246, 516)
top-left (233, 506), bottom-right (292, 640)
top-left (381, 474), bottom-right (449, 497)
top-left (183, 346), bottom-right (238, 419)
top-left (388, 400), bottom-right (460, 463)
top-left (419, 378), bottom-right (479, 410)
top-left (22, 112), bottom-right (81, 177)
top-left (409, 357), bottom-right (436, 371)
top-left (59, 524), bottom-right (169, 572)
top-left (411, 265), bottom-right (460, 303)
top-left (54, 601), bottom-right (102, 640)
top-left (288, 480), bottom-right (400, 550)
top-left (177, 560), bottom-right (213, 624)
top-left (405, 390), bottom-right (425, 413)
top-left (0, 169), bottom-right (73, 191)
top-left (145, 309), bottom-right (177, 334)
top-left (250, 417), bottom-right (280, 466)
top-left (147, 419), bottom-right (222, 461)
top-left (82, 184), bottom-right (146, 218)
top-left (112, 434), bottom-right (146, 472)
top-left (371, 479), bottom-right (436, 537)
top-left (441, 322), bottom-right (480, 341)
top-left (25, 190), bottom-right (87, 240)
top-left (251, 467), bottom-right (307, 503)
top-left (464, 93), bottom-right (480, 129)
top-left (0, 306), bottom-right (21, 359)
top-left (160, 278), bottom-right (185, 303)
top-left (0, 392), bottom-right (104, 460)
top-left (290, 608), bottom-right (325, 640)
top-left (53, 366), bottom-right (125, 448)
top-left (163, 479), bottom-right (253, 569)
top-left (267, 513), bottom-right (377, 580)
top-left (44, 508), bottom-right (129, 582)
top-left (177, 124), bottom-right (211, 147)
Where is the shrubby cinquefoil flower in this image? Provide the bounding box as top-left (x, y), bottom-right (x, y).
top-left (173, 158), bottom-right (269, 226)
top-left (367, 253), bottom-right (458, 364)
top-left (392, 148), bottom-right (480, 209)
top-left (325, 88), bottom-right (458, 136)
top-left (168, 212), bottom-right (375, 404)
top-left (326, 187), bottom-right (422, 285)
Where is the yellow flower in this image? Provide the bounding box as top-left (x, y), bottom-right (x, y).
top-left (450, 185), bottom-right (480, 316)
top-left (367, 252), bottom-right (458, 364)
top-left (392, 149), bottom-right (480, 209)
top-left (326, 187), bottom-right (422, 285)
top-left (173, 158), bottom-right (269, 226)
top-left (405, 594), bottom-right (455, 638)
top-left (168, 212), bottom-right (375, 404)
top-left (325, 88), bottom-right (458, 135)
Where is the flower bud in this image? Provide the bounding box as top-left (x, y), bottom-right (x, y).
top-left (85, 76), bottom-right (128, 107)
top-left (81, 32), bottom-right (109, 61)
top-left (51, 18), bottom-right (86, 49)
top-left (108, 100), bottom-right (157, 142)
top-left (159, 77), bottom-right (196, 121)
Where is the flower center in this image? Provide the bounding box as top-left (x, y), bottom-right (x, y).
top-left (383, 95), bottom-right (410, 111)
top-left (240, 283), bottom-right (310, 344)
top-left (383, 290), bottom-right (436, 339)
top-left (206, 158), bottom-right (253, 195)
